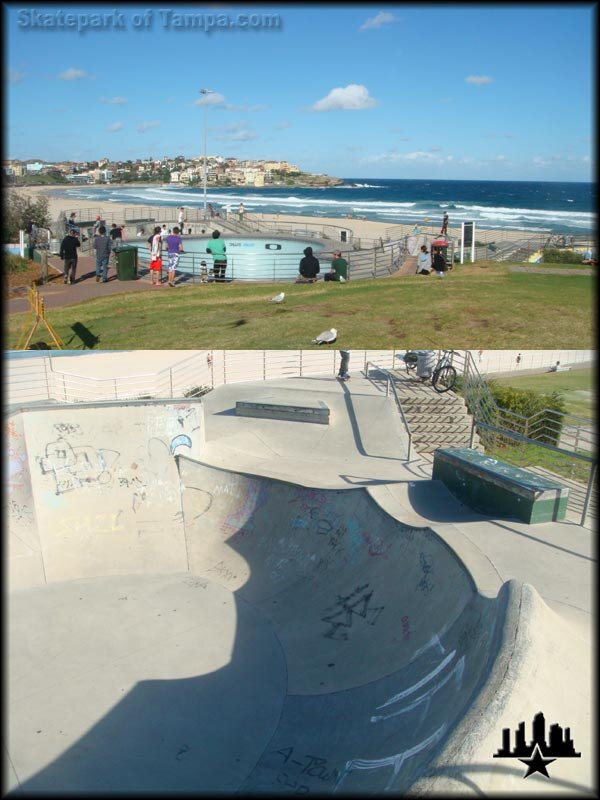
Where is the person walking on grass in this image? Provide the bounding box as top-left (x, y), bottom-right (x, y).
top-left (149, 225), bottom-right (163, 286)
top-left (165, 226), bottom-right (183, 287)
top-left (59, 228), bottom-right (80, 284)
top-left (93, 225), bottom-right (113, 283)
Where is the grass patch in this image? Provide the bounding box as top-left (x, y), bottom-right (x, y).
top-left (6, 262), bottom-right (595, 349)
top-left (485, 441), bottom-right (593, 484)
top-left (494, 367), bottom-right (595, 419)
top-left (6, 254), bottom-right (32, 273)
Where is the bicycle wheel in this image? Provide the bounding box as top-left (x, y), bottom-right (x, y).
top-left (432, 365), bottom-right (457, 393)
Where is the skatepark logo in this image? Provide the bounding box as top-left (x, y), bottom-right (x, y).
top-left (493, 711), bottom-right (580, 778)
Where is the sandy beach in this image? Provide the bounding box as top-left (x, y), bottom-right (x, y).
top-left (11, 184), bottom-right (538, 244)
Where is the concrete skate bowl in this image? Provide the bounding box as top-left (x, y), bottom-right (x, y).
top-left (5, 403), bottom-right (585, 795)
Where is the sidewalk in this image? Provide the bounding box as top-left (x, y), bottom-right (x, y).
top-left (8, 255), bottom-right (159, 314)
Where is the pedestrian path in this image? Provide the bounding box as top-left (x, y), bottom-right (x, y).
top-left (8, 255), bottom-right (159, 314)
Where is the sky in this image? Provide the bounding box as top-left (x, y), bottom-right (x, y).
top-left (4, 2), bottom-right (595, 181)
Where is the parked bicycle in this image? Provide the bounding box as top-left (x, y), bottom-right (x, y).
top-left (400, 349), bottom-right (457, 393)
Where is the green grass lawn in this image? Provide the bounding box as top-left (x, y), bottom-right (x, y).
top-left (485, 440), bottom-right (593, 484)
top-left (493, 367), bottom-right (595, 418)
top-left (7, 261), bottom-right (595, 350)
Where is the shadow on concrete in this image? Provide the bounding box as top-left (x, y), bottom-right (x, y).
top-left (489, 520), bottom-right (595, 562)
top-left (9, 458), bottom-right (507, 796)
top-left (339, 380), bottom-right (406, 462)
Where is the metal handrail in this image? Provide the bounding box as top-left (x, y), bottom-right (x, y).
top-left (364, 361), bottom-right (412, 461)
top-left (453, 350), bottom-right (595, 457)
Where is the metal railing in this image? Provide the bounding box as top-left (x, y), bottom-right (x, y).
top-left (6, 350), bottom-right (404, 407)
top-left (451, 351), bottom-right (596, 457)
top-left (364, 361), bottom-right (412, 460)
top-left (131, 238), bottom-right (405, 283)
top-left (450, 350), bottom-right (596, 525)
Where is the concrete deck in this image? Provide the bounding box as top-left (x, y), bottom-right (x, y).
top-left (5, 375), bottom-right (595, 795)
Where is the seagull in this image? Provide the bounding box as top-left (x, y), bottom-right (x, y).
top-left (269, 292), bottom-right (285, 303)
top-left (312, 327), bottom-right (337, 345)
top-left (338, 275), bottom-right (346, 282)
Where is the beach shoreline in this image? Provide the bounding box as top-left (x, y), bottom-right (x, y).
top-left (10, 184), bottom-right (557, 244)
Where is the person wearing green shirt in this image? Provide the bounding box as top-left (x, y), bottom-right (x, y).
top-left (325, 251), bottom-right (348, 281)
top-left (206, 230), bottom-right (227, 281)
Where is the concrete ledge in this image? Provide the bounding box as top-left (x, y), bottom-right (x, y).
top-left (432, 447), bottom-right (569, 524)
top-left (236, 398), bottom-right (330, 424)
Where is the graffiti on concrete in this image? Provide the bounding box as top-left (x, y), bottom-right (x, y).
top-left (370, 650), bottom-right (465, 723)
top-left (333, 723), bottom-right (447, 792)
top-left (320, 583), bottom-right (384, 641)
top-left (272, 746), bottom-right (340, 792)
top-left (417, 551), bottom-right (434, 594)
top-left (38, 437), bottom-right (120, 495)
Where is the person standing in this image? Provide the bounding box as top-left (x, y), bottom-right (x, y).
top-left (165, 226), bottom-right (183, 287)
top-left (93, 215), bottom-right (103, 236)
top-left (67, 212), bottom-right (78, 234)
top-left (238, 202), bottom-right (245, 222)
top-left (59, 228), bottom-right (81, 284)
top-left (337, 350), bottom-right (351, 381)
top-left (432, 247), bottom-right (447, 278)
top-left (109, 223), bottom-right (124, 243)
top-left (149, 225), bottom-right (163, 286)
top-left (93, 225), bottom-right (113, 283)
top-left (25, 219), bottom-right (37, 259)
top-left (416, 245), bottom-right (431, 275)
top-left (440, 212), bottom-right (449, 236)
top-left (298, 246), bottom-right (320, 282)
top-left (206, 230), bottom-right (227, 281)
top-left (178, 207), bottom-right (186, 234)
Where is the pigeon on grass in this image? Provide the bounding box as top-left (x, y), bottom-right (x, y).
top-left (312, 328), bottom-right (337, 345)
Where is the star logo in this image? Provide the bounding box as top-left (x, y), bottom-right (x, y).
top-left (519, 743), bottom-right (556, 779)
top-left (493, 712), bottom-right (580, 780)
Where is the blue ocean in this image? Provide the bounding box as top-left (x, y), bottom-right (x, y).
top-left (59, 178), bottom-right (595, 234)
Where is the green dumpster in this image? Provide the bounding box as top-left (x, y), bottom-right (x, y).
top-left (115, 245), bottom-right (138, 280)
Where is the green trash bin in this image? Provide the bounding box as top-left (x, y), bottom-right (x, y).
top-left (115, 245), bottom-right (138, 280)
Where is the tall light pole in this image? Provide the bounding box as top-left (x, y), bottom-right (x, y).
top-left (199, 88), bottom-right (215, 215)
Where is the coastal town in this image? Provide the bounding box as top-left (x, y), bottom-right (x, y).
top-left (3, 155), bottom-right (343, 188)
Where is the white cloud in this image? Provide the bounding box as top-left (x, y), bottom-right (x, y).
top-left (137, 121), bottom-right (160, 132)
top-left (194, 91), bottom-right (226, 106)
top-left (107, 122), bottom-right (123, 132)
top-left (312, 84), bottom-right (378, 112)
top-left (465, 75), bottom-right (494, 85)
top-left (9, 68), bottom-right (26, 84)
top-left (59, 68), bottom-right (91, 81)
top-left (275, 120), bottom-right (292, 129)
top-left (101, 96), bottom-right (128, 105)
top-left (360, 11), bottom-right (398, 30)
